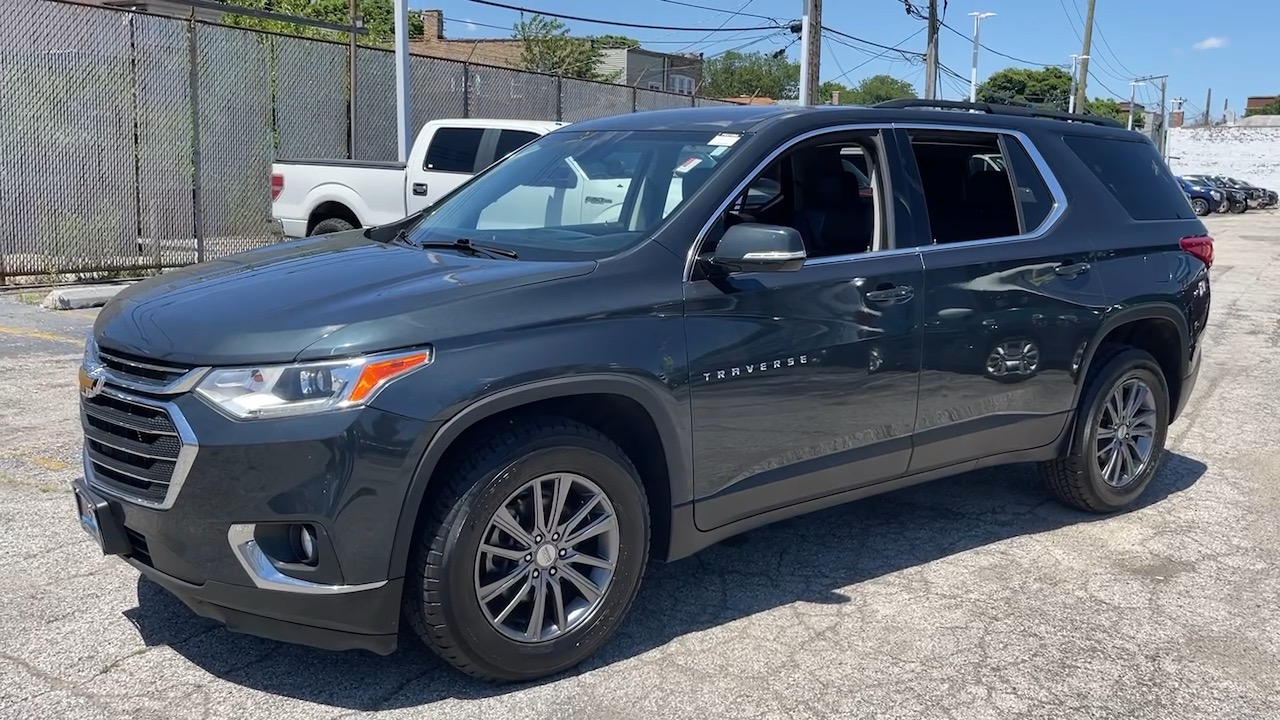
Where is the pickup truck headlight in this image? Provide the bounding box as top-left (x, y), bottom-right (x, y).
top-left (194, 347), bottom-right (432, 419)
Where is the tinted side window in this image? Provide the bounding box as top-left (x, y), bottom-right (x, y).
top-left (424, 127), bottom-right (485, 173)
top-left (1001, 137), bottom-right (1054, 231)
top-left (494, 130), bottom-right (540, 162)
top-left (1063, 135), bottom-right (1194, 220)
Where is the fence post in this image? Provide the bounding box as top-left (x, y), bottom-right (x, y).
top-left (556, 76), bottom-right (563, 121)
top-left (463, 63), bottom-right (471, 118)
top-left (187, 16), bottom-right (204, 263)
top-left (632, 87), bottom-right (637, 113)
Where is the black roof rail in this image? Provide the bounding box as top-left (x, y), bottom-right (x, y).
top-left (872, 98), bottom-right (1124, 129)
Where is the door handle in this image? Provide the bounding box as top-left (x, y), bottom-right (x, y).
top-left (412, 183), bottom-right (429, 196)
top-left (865, 285), bottom-right (914, 303)
top-left (1054, 262), bottom-right (1091, 277)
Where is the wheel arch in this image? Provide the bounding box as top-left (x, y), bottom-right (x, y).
top-left (307, 200), bottom-right (361, 235)
top-left (387, 375), bottom-right (690, 578)
top-left (1074, 303), bottom-right (1189, 419)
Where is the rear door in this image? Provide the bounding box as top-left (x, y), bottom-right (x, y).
top-left (686, 126), bottom-right (926, 530)
top-left (895, 125), bottom-right (1111, 474)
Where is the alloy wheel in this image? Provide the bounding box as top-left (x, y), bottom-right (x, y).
top-left (474, 472), bottom-right (619, 644)
top-left (1094, 377), bottom-right (1158, 488)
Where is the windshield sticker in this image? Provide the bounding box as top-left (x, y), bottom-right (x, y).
top-left (708, 133), bottom-right (742, 147)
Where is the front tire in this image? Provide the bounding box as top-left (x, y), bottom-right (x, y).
top-left (1230, 199), bottom-right (1247, 214)
top-left (403, 416), bottom-right (650, 682)
top-left (1190, 197), bottom-right (1210, 216)
top-left (310, 217), bottom-right (355, 236)
top-left (1038, 346), bottom-right (1169, 513)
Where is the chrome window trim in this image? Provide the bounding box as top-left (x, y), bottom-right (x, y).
top-left (81, 385), bottom-right (198, 511)
top-left (681, 121), bottom-right (1068, 279)
top-left (227, 524), bottom-right (388, 595)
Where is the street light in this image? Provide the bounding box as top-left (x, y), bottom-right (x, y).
top-left (968, 11), bottom-right (995, 103)
top-left (1068, 54), bottom-right (1090, 113)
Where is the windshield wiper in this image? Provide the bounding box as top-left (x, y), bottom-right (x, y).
top-left (415, 236), bottom-right (519, 259)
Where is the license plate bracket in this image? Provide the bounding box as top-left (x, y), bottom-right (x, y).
top-left (72, 482), bottom-right (131, 556)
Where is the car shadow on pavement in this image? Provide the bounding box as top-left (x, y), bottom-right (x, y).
top-left (126, 452), bottom-right (1206, 710)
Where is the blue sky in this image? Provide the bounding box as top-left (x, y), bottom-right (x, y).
top-left (418, 0), bottom-right (1277, 119)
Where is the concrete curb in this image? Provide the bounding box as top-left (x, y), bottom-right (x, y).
top-left (40, 284), bottom-right (131, 310)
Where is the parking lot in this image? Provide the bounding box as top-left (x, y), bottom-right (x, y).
top-left (2, 211), bottom-right (1278, 720)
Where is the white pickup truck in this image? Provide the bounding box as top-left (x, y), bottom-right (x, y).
top-left (270, 118), bottom-right (566, 238)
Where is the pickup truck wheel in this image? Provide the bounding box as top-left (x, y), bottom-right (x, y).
top-left (403, 416), bottom-right (650, 682)
top-left (1038, 346), bottom-right (1169, 513)
top-left (310, 217), bottom-right (355, 236)
top-left (1190, 197), bottom-right (1210, 216)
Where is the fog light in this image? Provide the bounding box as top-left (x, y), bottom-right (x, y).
top-left (293, 524), bottom-right (317, 565)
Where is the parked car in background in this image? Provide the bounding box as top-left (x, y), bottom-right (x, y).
top-left (1176, 176), bottom-right (1223, 216)
top-left (1183, 175), bottom-right (1248, 214)
top-left (1208, 175), bottom-right (1276, 209)
top-left (270, 118), bottom-right (566, 238)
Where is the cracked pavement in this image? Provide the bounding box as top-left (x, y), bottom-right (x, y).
top-left (2, 212), bottom-right (1279, 719)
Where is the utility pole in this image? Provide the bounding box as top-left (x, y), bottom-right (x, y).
top-left (924, 0), bottom-right (939, 100)
top-left (798, 0), bottom-right (822, 105)
top-left (1205, 87), bottom-right (1212, 126)
top-left (1127, 80), bottom-right (1143, 131)
top-left (393, 0), bottom-right (410, 161)
top-left (348, 0), bottom-right (360, 159)
top-left (1067, 54), bottom-right (1089, 113)
top-left (968, 12), bottom-right (995, 103)
top-left (1073, 0), bottom-right (1097, 111)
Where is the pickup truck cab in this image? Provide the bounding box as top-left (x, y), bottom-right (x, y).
top-left (77, 100), bottom-right (1211, 684)
top-left (270, 118), bottom-right (565, 237)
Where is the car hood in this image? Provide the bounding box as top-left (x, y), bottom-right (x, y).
top-left (94, 232), bottom-right (596, 365)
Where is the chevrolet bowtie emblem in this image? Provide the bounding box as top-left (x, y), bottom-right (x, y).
top-left (79, 365), bottom-right (107, 399)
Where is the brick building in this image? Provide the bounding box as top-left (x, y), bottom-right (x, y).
top-left (410, 9), bottom-right (526, 68)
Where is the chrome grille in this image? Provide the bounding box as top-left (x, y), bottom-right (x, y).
top-left (81, 388), bottom-right (196, 509)
top-left (97, 349), bottom-right (193, 390)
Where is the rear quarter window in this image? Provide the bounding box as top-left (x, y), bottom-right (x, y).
top-left (1062, 135), bottom-right (1194, 220)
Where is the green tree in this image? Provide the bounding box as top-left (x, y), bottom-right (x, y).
top-left (1085, 97), bottom-right (1145, 129)
top-left (700, 50), bottom-right (800, 100)
top-left (513, 14), bottom-right (613, 81)
top-left (976, 66), bottom-right (1072, 110)
top-left (593, 34), bottom-right (640, 49)
top-left (224, 0), bottom-right (422, 45)
top-left (846, 74), bottom-right (917, 104)
top-left (818, 80), bottom-right (852, 104)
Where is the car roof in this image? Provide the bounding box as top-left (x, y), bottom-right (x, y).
top-left (553, 103), bottom-right (1133, 138)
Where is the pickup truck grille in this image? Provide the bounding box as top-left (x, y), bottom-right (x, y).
top-left (81, 389), bottom-right (192, 508)
top-left (97, 349), bottom-right (193, 391)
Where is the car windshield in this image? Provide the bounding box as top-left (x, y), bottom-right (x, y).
top-left (406, 129), bottom-right (745, 260)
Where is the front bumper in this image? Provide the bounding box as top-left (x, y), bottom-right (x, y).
top-left (78, 389), bottom-right (435, 653)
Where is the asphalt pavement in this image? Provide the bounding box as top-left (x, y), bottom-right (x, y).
top-left (1, 212), bottom-right (1279, 719)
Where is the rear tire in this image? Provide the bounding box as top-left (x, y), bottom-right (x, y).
top-left (310, 217), bottom-right (355, 236)
top-left (1038, 346), bottom-right (1169, 513)
top-left (403, 416), bottom-right (650, 682)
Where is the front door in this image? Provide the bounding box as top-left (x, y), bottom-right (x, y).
top-left (686, 128), bottom-right (925, 531)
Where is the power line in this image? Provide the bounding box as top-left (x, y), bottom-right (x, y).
top-left (1088, 69), bottom-right (1126, 101)
top-left (655, 0), bottom-right (784, 25)
top-left (821, 27), bottom-right (925, 84)
top-left (822, 25), bottom-right (926, 61)
top-left (671, 0), bottom-right (765, 54)
top-left (1064, 0), bottom-right (1132, 82)
top-left (939, 21), bottom-right (1065, 68)
top-left (465, 0), bottom-right (782, 32)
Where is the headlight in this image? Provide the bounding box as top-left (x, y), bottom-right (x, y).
top-left (1211, 190), bottom-right (1222, 199)
top-left (194, 347), bottom-right (432, 419)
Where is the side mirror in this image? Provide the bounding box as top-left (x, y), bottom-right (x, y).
top-left (710, 223), bottom-right (807, 273)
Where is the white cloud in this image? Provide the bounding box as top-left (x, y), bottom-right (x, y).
top-left (1193, 36), bottom-right (1229, 50)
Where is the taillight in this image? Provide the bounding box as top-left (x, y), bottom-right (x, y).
top-left (270, 173), bottom-right (284, 202)
top-left (1180, 234), bottom-right (1214, 269)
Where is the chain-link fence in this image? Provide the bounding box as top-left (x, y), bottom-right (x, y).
top-left (0, 0), bottom-right (735, 284)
